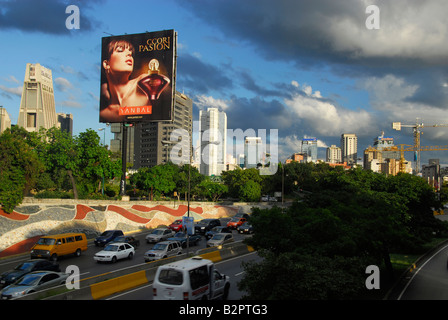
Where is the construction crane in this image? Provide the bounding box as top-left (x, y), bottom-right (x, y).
top-left (392, 120), bottom-right (448, 173)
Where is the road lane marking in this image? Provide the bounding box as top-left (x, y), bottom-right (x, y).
top-left (397, 243), bottom-right (448, 300)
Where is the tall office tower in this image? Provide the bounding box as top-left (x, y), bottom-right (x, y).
top-left (301, 137), bottom-right (318, 162)
top-left (326, 145), bottom-right (342, 163)
top-left (341, 133), bottom-right (358, 165)
top-left (199, 107), bottom-right (227, 176)
top-left (18, 63), bottom-right (58, 132)
top-left (244, 137), bottom-right (262, 169)
top-left (0, 107), bottom-right (11, 134)
top-left (132, 92), bottom-right (193, 169)
top-left (57, 113), bottom-right (73, 136)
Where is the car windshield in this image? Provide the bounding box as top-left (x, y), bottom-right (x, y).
top-left (212, 234), bottom-right (225, 240)
top-left (174, 232), bottom-right (186, 238)
top-left (152, 229), bottom-right (164, 235)
top-left (230, 217), bottom-right (239, 222)
top-left (15, 262), bottom-right (34, 272)
top-left (152, 243), bottom-right (167, 251)
top-left (113, 236), bottom-right (126, 242)
top-left (172, 220), bottom-right (181, 225)
top-left (16, 274), bottom-right (41, 286)
top-left (241, 222), bottom-right (250, 227)
top-left (101, 231), bottom-right (113, 236)
top-left (36, 238), bottom-right (55, 246)
top-left (103, 245), bottom-right (119, 252)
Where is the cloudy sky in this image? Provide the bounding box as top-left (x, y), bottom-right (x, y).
top-left (1, 0), bottom-right (448, 167)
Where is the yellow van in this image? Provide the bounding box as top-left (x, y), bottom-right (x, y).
top-left (30, 233), bottom-right (88, 261)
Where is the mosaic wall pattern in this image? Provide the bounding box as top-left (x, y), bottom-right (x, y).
top-left (0, 203), bottom-right (244, 258)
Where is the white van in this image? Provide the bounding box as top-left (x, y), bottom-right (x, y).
top-left (152, 257), bottom-right (230, 300)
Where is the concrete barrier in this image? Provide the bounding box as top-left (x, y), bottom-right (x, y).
top-left (90, 270), bottom-right (148, 300)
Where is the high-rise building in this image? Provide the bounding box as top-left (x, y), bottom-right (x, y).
top-left (244, 137), bottom-right (262, 168)
top-left (0, 107), bottom-right (11, 134)
top-left (199, 107), bottom-right (227, 176)
top-left (57, 113), bottom-right (74, 136)
top-left (18, 63), bottom-right (58, 132)
top-left (112, 91), bottom-right (193, 169)
top-left (302, 137), bottom-right (318, 162)
top-left (341, 133), bottom-right (358, 165)
top-left (326, 145), bottom-right (341, 163)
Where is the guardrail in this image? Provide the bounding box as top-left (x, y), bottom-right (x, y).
top-left (15, 241), bottom-right (254, 300)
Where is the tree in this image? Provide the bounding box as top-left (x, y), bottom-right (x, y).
top-left (76, 129), bottom-right (121, 196)
top-left (239, 180), bottom-right (261, 202)
top-left (43, 127), bottom-right (79, 198)
top-left (197, 178), bottom-right (228, 202)
top-left (130, 163), bottom-right (178, 199)
top-left (0, 129), bottom-right (44, 212)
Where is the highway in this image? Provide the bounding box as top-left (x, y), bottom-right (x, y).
top-left (396, 242), bottom-right (448, 300)
top-left (0, 217), bottom-right (257, 299)
top-left (394, 215), bottom-right (448, 300)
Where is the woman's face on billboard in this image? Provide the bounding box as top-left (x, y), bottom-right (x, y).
top-left (106, 44), bottom-right (134, 74)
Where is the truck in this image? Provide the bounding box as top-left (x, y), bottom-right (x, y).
top-left (152, 257), bottom-right (230, 300)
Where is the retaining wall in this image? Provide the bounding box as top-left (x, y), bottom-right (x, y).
top-left (0, 198), bottom-right (272, 258)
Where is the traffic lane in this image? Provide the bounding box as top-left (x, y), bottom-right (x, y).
top-left (0, 228), bottom-right (250, 287)
top-left (398, 242), bottom-right (448, 300)
top-left (105, 251), bottom-right (262, 300)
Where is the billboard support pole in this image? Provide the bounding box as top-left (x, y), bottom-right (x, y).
top-left (120, 123), bottom-right (128, 196)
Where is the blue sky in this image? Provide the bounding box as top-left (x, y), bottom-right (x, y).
top-left (1, 0), bottom-right (448, 167)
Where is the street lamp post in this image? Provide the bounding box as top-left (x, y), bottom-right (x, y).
top-left (98, 128), bottom-right (106, 196)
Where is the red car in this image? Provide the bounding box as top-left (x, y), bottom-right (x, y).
top-left (168, 219), bottom-right (184, 232)
top-left (227, 217), bottom-right (247, 229)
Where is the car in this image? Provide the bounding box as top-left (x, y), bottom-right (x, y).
top-left (205, 226), bottom-right (232, 240)
top-left (110, 235), bottom-right (140, 248)
top-left (30, 233), bottom-right (88, 261)
top-left (0, 271), bottom-right (69, 300)
top-left (168, 219), bottom-right (184, 232)
top-left (93, 242), bottom-right (135, 263)
top-left (94, 230), bottom-right (124, 247)
top-left (167, 232), bottom-right (202, 248)
top-left (234, 213), bottom-right (250, 221)
top-left (207, 233), bottom-right (234, 247)
top-left (261, 195), bottom-right (269, 202)
top-left (0, 259), bottom-right (61, 288)
top-left (146, 228), bottom-right (175, 243)
top-left (237, 222), bottom-right (254, 234)
top-left (268, 196), bottom-right (278, 202)
top-left (194, 218), bottom-right (221, 234)
top-left (227, 217), bottom-right (247, 229)
top-left (143, 241), bottom-right (183, 262)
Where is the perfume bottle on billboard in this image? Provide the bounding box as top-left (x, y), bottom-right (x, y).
top-left (138, 59), bottom-right (170, 101)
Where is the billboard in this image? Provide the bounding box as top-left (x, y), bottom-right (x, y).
top-left (99, 30), bottom-right (177, 123)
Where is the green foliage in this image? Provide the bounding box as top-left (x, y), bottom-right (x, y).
top-left (239, 180), bottom-right (261, 202)
top-left (197, 177), bottom-right (228, 201)
top-left (241, 165), bottom-right (448, 300)
top-left (0, 128), bottom-right (44, 212)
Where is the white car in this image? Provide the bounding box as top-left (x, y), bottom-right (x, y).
top-left (94, 242), bottom-right (135, 263)
top-left (146, 228), bottom-right (175, 244)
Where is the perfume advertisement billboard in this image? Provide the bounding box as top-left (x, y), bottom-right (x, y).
top-left (99, 30), bottom-right (177, 123)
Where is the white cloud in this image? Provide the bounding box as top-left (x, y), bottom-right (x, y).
top-left (284, 83), bottom-right (375, 137)
top-left (54, 77), bottom-right (73, 92)
top-left (0, 85), bottom-right (22, 97)
top-left (195, 94), bottom-right (230, 111)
